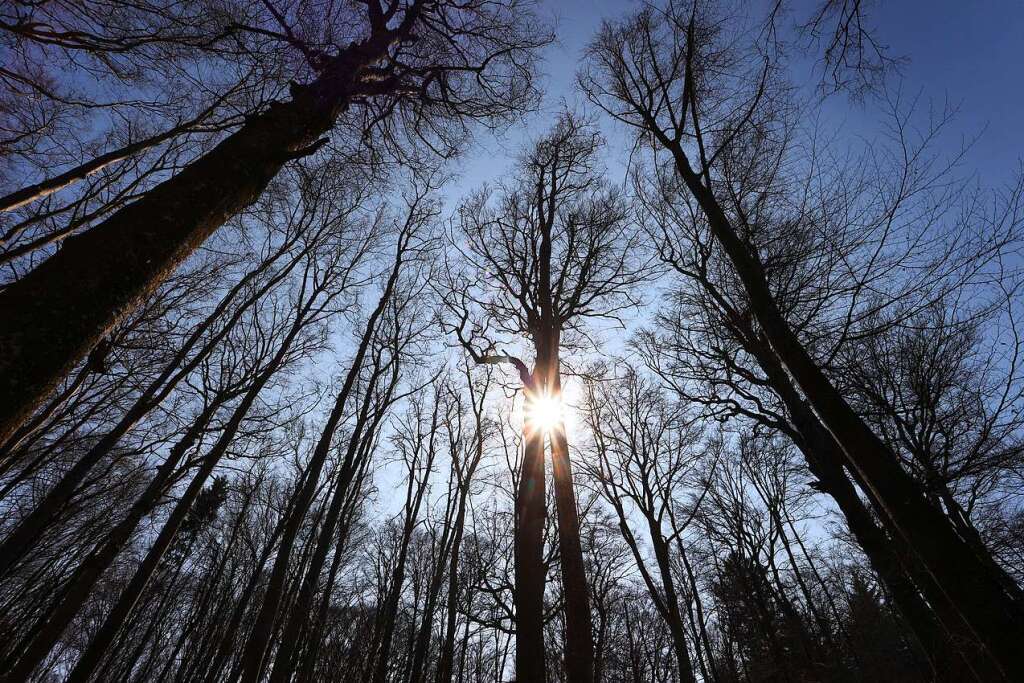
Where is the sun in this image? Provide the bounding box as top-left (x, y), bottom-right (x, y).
top-left (525, 391), bottom-right (566, 434)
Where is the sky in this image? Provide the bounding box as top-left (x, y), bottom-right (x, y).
top-left (453, 0), bottom-right (1024, 192)
top-left (375, 0), bottom-right (1024, 514)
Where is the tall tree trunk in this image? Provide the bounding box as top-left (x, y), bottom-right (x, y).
top-left (237, 234), bottom-right (408, 682)
top-left (669, 144), bottom-right (1024, 680)
top-left (0, 231), bottom-right (307, 573)
top-left (418, 380), bottom-right (486, 683)
top-left (0, 22), bottom-right (409, 446)
top-left (791, 410), bottom-right (989, 681)
top-left (297, 455), bottom-right (372, 683)
top-left (368, 401), bottom-right (439, 683)
top-left (514, 401), bottom-right (548, 683)
top-left (434, 490), bottom-right (471, 683)
top-left (549, 424), bottom-right (595, 683)
top-left (645, 524), bottom-right (697, 683)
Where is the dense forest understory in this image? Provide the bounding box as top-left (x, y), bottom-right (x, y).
top-left (2, 1), bottom-right (1024, 682)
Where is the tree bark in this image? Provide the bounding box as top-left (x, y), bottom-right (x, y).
top-left (0, 24), bottom-right (406, 447)
top-left (515, 403), bottom-right (548, 683)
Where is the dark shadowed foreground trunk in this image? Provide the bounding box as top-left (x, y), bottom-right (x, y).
top-left (0, 18), bottom-right (413, 447)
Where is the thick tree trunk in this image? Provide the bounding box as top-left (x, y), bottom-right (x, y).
top-left (0, 229), bottom-right (305, 575)
top-left (669, 145), bottom-right (1024, 680)
top-left (549, 425), bottom-right (595, 683)
top-left (533, 231), bottom-right (593, 682)
top-left (515, 405), bottom-right (548, 683)
top-left (0, 30), bottom-right (399, 446)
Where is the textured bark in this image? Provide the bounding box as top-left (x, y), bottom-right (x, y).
top-left (0, 27), bottom-right (401, 446)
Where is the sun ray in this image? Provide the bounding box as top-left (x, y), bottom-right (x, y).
top-left (525, 391), bottom-right (565, 434)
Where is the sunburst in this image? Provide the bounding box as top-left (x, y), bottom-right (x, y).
top-left (525, 391), bottom-right (566, 434)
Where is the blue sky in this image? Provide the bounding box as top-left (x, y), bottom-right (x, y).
top-left (372, 0), bottom-right (1024, 548)
top-left (452, 0), bottom-right (1024, 193)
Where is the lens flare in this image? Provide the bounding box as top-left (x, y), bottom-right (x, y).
top-left (525, 392), bottom-right (564, 434)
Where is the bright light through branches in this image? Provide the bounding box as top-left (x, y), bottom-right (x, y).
top-left (525, 392), bottom-right (566, 434)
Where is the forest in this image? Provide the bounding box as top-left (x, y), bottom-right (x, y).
top-left (1, 0), bottom-right (1023, 681)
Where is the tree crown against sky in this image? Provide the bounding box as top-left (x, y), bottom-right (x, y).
top-left (3, 2), bottom-right (1024, 683)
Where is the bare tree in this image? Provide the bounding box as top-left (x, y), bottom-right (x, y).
top-left (581, 2), bottom-right (1024, 678)
top-left (446, 112), bottom-right (650, 683)
top-left (0, 0), bottom-right (550, 447)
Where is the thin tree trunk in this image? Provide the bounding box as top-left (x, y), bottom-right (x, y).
top-left (645, 525), bottom-right (697, 683)
top-left (0, 100), bottom-right (230, 217)
top-left (297, 456), bottom-right (372, 683)
top-left (669, 143), bottom-right (1024, 680)
top-left (269, 356), bottom-right (394, 683)
top-left (368, 402), bottom-right (440, 683)
top-left (236, 233), bottom-right (409, 682)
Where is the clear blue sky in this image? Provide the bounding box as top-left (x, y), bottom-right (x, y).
top-left (453, 0), bottom-right (1024, 192)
